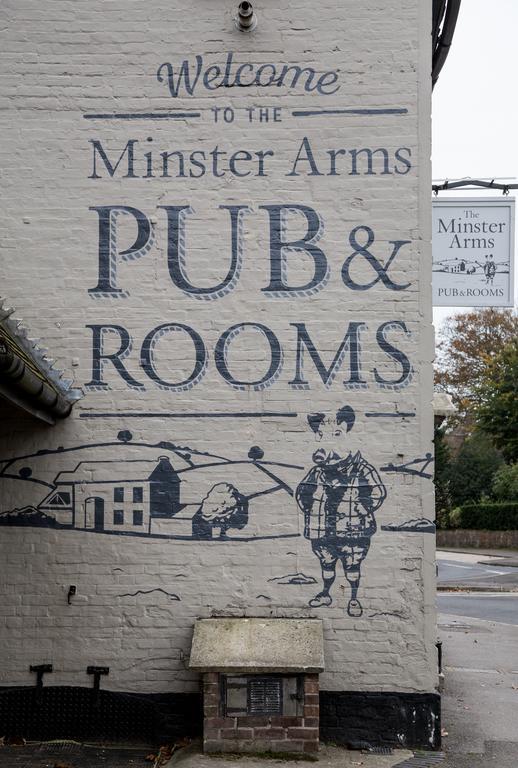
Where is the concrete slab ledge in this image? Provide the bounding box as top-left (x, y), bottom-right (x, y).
top-left (189, 618), bottom-right (324, 673)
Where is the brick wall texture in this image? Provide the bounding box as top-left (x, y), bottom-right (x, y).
top-left (203, 672), bottom-right (319, 754)
top-left (0, 0), bottom-right (436, 705)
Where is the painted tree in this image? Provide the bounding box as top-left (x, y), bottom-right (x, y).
top-left (435, 308), bottom-right (518, 425)
top-left (475, 340), bottom-right (518, 462)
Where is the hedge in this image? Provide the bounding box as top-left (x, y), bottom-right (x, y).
top-left (458, 502), bottom-right (518, 531)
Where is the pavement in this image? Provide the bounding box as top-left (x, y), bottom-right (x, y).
top-left (164, 742), bottom-right (434, 767)
top-left (0, 741), bottom-right (450, 768)
top-left (437, 548), bottom-right (518, 768)
top-left (0, 741), bottom-right (446, 768)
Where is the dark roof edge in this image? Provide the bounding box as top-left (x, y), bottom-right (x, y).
top-left (0, 299), bottom-right (83, 424)
top-left (432, 0), bottom-right (462, 89)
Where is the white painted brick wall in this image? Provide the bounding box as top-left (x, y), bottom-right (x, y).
top-left (0, 1), bottom-right (435, 695)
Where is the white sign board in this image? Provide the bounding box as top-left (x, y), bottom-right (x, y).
top-left (432, 198), bottom-right (515, 306)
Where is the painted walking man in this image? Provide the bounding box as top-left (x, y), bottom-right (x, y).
top-left (296, 406), bottom-right (387, 617)
top-left (483, 254), bottom-right (496, 285)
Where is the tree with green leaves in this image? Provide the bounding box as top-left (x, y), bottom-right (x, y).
top-left (447, 430), bottom-right (503, 508)
top-left (475, 340), bottom-right (518, 462)
top-left (434, 425), bottom-right (452, 526)
top-left (492, 463), bottom-right (518, 501)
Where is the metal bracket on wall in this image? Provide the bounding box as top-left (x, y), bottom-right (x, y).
top-left (30, 664), bottom-right (53, 688)
top-left (87, 666), bottom-right (109, 691)
top-left (436, 640), bottom-right (443, 675)
top-left (432, 179), bottom-right (518, 196)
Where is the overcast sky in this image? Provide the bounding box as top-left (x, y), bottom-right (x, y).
top-left (432, 0), bottom-right (518, 331)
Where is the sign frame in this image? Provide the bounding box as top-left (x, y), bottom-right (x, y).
top-left (432, 196), bottom-right (515, 307)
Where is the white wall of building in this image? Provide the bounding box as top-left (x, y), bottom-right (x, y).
top-left (0, 1), bottom-right (435, 697)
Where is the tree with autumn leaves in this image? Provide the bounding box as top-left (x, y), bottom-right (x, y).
top-left (434, 308), bottom-right (518, 522)
top-left (435, 308), bottom-right (518, 425)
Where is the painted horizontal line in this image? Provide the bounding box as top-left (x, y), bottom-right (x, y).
top-left (292, 108), bottom-right (408, 117)
top-left (79, 412), bottom-right (298, 419)
top-left (444, 667), bottom-right (500, 674)
top-left (365, 412), bottom-right (416, 418)
top-left (83, 112), bottom-right (201, 120)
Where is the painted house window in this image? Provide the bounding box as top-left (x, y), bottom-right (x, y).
top-left (133, 487), bottom-right (143, 503)
top-left (45, 491), bottom-right (71, 506)
top-left (133, 510), bottom-right (143, 526)
top-left (113, 510), bottom-right (124, 525)
top-left (114, 487), bottom-right (124, 502)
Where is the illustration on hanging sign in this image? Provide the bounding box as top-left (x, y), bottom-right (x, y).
top-left (295, 406), bottom-right (387, 618)
top-left (432, 198), bottom-right (515, 307)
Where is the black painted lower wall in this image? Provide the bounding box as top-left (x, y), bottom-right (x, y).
top-left (0, 686), bottom-right (440, 750)
top-left (0, 687), bottom-right (202, 743)
top-left (320, 691), bottom-right (441, 750)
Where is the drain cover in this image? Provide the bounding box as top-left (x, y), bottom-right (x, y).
top-left (0, 743), bottom-right (155, 768)
top-left (395, 752), bottom-right (446, 768)
top-left (39, 741), bottom-right (81, 752)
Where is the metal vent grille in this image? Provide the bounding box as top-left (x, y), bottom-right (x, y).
top-left (394, 753), bottom-right (446, 768)
top-left (247, 677), bottom-right (283, 715)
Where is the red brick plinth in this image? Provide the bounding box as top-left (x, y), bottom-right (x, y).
top-left (203, 672), bottom-right (319, 754)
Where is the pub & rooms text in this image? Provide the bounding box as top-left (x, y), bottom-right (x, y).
top-left (86, 319), bottom-right (413, 393)
top-left (85, 203), bottom-right (415, 393)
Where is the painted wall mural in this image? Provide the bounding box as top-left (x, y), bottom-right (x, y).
top-left (0, 406), bottom-right (435, 622)
top-left (296, 406), bottom-right (386, 617)
top-left (0, 432), bottom-right (301, 541)
top-left (0, 0), bottom-right (436, 700)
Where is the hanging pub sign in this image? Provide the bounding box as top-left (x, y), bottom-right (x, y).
top-left (432, 197), bottom-right (515, 307)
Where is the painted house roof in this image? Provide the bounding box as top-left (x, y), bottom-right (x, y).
top-left (55, 457), bottom-right (180, 484)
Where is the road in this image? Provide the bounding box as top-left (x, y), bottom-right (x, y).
top-left (437, 550), bottom-right (518, 768)
top-left (437, 550), bottom-right (518, 590)
top-left (438, 592), bottom-right (518, 625)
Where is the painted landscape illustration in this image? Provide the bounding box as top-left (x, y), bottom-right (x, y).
top-left (0, 431), bottom-right (305, 541)
top-left (0, 423), bottom-right (435, 543)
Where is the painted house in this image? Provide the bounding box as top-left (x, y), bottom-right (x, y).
top-left (38, 456), bottom-right (181, 533)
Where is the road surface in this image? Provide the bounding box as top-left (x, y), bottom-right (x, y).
top-left (438, 592), bottom-right (518, 625)
top-left (438, 550), bottom-right (518, 767)
top-left (437, 550), bottom-right (518, 590)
